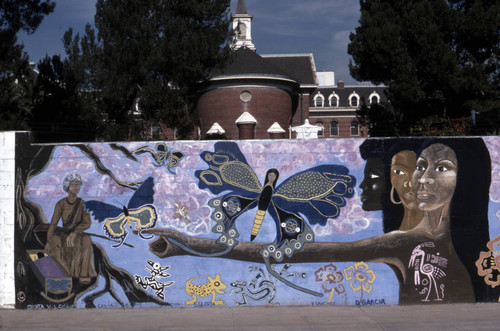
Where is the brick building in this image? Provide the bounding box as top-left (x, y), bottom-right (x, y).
top-left (196, 0), bottom-right (387, 139)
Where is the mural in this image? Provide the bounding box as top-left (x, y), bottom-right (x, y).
top-left (13, 134), bottom-right (500, 308)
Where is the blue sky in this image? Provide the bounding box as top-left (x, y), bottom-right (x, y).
top-left (18, 0), bottom-right (361, 84)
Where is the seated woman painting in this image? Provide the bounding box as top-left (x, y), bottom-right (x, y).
top-left (45, 173), bottom-right (95, 282)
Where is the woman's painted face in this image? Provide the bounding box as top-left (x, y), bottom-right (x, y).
top-left (360, 157), bottom-right (385, 211)
top-left (267, 171), bottom-right (277, 185)
top-left (391, 150), bottom-right (417, 209)
top-left (68, 179), bottom-right (82, 196)
top-left (412, 143), bottom-right (457, 211)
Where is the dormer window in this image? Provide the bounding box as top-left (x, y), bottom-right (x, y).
top-left (314, 93), bottom-right (325, 107)
top-left (369, 91), bottom-right (380, 105)
top-left (329, 93), bottom-right (339, 107)
top-left (349, 92), bottom-right (360, 107)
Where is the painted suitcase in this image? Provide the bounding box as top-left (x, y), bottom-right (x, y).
top-left (27, 250), bottom-right (74, 303)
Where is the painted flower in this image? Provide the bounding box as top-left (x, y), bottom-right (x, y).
top-left (344, 262), bottom-right (376, 293)
top-left (314, 263), bottom-right (345, 294)
top-left (476, 235), bottom-right (500, 288)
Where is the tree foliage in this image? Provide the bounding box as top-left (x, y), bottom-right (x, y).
top-left (349, 0), bottom-right (500, 136)
top-left (91, 0), bottom-right (232, 140)
top-left (0, 0), bottom-right (55, 130)
top-left (2, 0), bottom-right (232, 142)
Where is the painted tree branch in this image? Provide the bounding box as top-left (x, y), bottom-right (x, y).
top-left (144, 228), bottom-right (401, 266)
top-left (75, 144), bottom-right (142, 189)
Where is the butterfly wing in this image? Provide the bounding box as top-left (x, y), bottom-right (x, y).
top-left (272, 165), bottom-right (356, 226)
top-left (166, 150), bottom-right (184, 174)
top-left (103, 212), bottom-right (128, 240)
top-left (127, 177), bottom-right (155, 209)
top-left (195, 141), bottom-right (262, 195)
top-left (84, 200), bottom-right (123, 223)
top-left (128, 204), bottom-right (158, 240)
top-left (127, 204), bottom-right (158, 230)
top-left (208, 194), bottom-right (258, 246)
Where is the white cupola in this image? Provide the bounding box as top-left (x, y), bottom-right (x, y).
top-left (232, 0), bottom-right (256, 51)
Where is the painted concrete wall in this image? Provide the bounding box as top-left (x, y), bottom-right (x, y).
top-left (4, 133), bottom-right (500, 308)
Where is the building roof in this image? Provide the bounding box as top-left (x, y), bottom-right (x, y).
top-left (262, 54), bottom-right (318, 87)
top-left (235, 111), bottom-right (257, 124)
top-left (211, 47), bottom-right (296, 83)
top-left (267, 122), bottom-right (286, 133)
top-left (235, 0), bottom-right (248, 15)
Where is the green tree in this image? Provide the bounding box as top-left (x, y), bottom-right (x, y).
top-left (0, 0), bottom-right (55, 130)
top-left (92, 0), bottom-right (232, 140)
top-left (348, 0), bottom-right (500, 136)
top-left (29, 25), bottom-right (103, 142)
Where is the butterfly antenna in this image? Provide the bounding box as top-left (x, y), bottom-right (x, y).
top-left (166, 237), bottom-right (234, 257)
top-left (263, 256), bottom-right (323, 297)
top-left (112, 238), bottom-right (125, 248)
top-left (139, 229), bottom-right (154, 240)
top-left (111, 231), bottom-right (129, 248)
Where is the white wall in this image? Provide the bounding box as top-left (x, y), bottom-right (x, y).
top-left (0, 132), bottom-right (16, 308)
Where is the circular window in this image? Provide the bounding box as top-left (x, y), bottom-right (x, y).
top-left (240, 91), bottom-right (252, 103)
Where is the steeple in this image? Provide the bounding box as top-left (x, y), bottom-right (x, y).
top-left (236, 0), bottom-right (248, 15)
top-left (232, 0), bottom-right (256, 51)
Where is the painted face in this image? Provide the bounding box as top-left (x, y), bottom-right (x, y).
top-left (412, 143), bottom-right (458, 211)
top-left (267, 171), bottom-right (277, 185)
top-left (68, 179), bottom-right (82, 196)
top-left (391, 150), bottom-right (418, 210)
top-left (360, 157), bottom-right (385, 211)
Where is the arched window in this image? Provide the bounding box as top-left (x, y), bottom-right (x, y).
top-left (369, 91), bottom-right (380, 105)
top-left (315, 121), bottom-right (324, 137)
top-left (237, 22), bottom-right (247, 39)
top-left (350, 120), bottom-right (360, 136)
top-left (330, 121), bottom-right (339, 137)
top-left (349, 92), bottom-right (360, 107)
top-left (329, 93), bottom-right (339, 107)
top-left (313, 93), bottom-right (324, 107)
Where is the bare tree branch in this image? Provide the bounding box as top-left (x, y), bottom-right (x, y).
top-left (74, 144), bottom-right (142, 189)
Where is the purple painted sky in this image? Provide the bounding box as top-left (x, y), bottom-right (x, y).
top-left (18, 0), bottom-right (361, 84)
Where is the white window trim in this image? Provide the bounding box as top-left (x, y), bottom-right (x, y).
top-left (328, 93), bottom-right (339, 107)
top-left (315, 121), bottom-right (325, 137)
top-left (369, 91), bottom-right (380, 104)
top-left (349, 92), bottom-right (360, 107)
top-left (313, 93), bottom-right (325, 107)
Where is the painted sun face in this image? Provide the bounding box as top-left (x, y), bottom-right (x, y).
top-left (391, 150), bottom-right (418, 210)
top-left (360, 157), bottom-right (385, 211)
top-left (412, 143), bottom-right (458, 211)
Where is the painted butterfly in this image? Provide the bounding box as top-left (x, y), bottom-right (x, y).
top-left (85, 177), bottom-right (158, 247)
top-left (166, 142), bottom-right (356, 296)
top-left (132, 143), bottom-right (184, 174)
